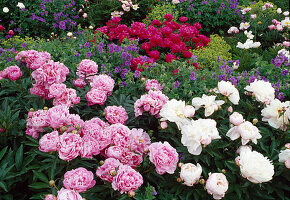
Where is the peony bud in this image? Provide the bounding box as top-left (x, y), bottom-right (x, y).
top-left (199, 179), bottom-right (205, 184)
top-left (252, 118), bottom-right (258, 125)
top-left (178, 163), bottom-right (184, 168)
top-left (61, 126), bottom-right (67, 132)
top-left (110, 170), bottom-right (117, 176)
top-left (160, 121), bottom-right (168, 129)
top-left (183, 105), bottom-right (195, 118)
top-left (89, 25), bottom-right (94, 29)
top-left (8, 30), bottom-right (14, 35)
top-left (83, 13), bottom-right (88, 18)
top-left (285, 143), bottom-right (290, 149)
top-left (48, 180), bottom-right (55, 187)
top-left (222, 169), bottom-right (226, 174)
top-left (128, 191), bottom-right (135, 198)
top-left (227, 106), bottom-right (233, 113)
top-left (102, 112), bottom-right (106, 117)
top-left (235, 157), bottom-right (240, 166)
top-left (99, 160), bottom-right (104, 165)
top-left (229, 112), bottom-right (244, 126)
top-left (72, 130), bottom-right (78, 134)
top-left (75, 124), bottom-right (81, 130)
top-left (209, 89), bottom-right (213, 93)
top-left (29, 108), bottom-right (34, 112)
top-left (67, 32), bottom-right (73, 37)
top-left (43, 107), bottom-right (49, 110)
top-left (177, 177), bottom-right (182, 182)
top-left (45, 194), bottom-right (56, 200)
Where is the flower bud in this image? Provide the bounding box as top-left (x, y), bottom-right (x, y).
top-left (99, 160), bottom-right (104, 165)
top-left (209, 89), bottom-right (213, 93)
top-left (61, 126), bottom-right (67, 132)
top-left (141, 76), bottom-right (146, 81)
top-left (178, 163), bottom-right (183, 168)
top-left (177, 177), bottom-right (182, 182)
top-left (75, 124), bottom-right (81, 130)
top-left (227, 106), bottom-right (233, 113)
top-left (160, 121), bottom-right (168, 129)
top-left (229, 112), bottom-right (244, 126)
top-left (45, 194), bottom-right (56, 200)
top-left (72, 130), bottom-right (78, 134)
top-left (252, 118), bottom-right (258, 125)
top-left (222, 169), bottom-right (226, 174)
top-left (128, 190), bottom-right (135, 198)
top-left (43, 107), bottom-right (49, 110)
top-left (48, 180), bottom-right (55, 187)
top-left (199, 179), bottom-right (205, 184)
top-left (110, 170), bottom-right (117, 176)
top-left (29, 108), bottom-right (34, 112)
top-left (285, 143), bottom-right (290, 149)
top-left (89, 25), bottom-right (94, 30)
top-left (102, 112), bottom-right (106, 117)
top-left (183, 105), bottom-right (195, 118)
top-left (235, 157), bottom-right (240, 166)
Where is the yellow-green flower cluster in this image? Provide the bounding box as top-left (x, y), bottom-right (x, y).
top-left (241, 0), bottom-right (278, 17)
top-left (190, 34), bottom-right (232, 68)
top-left (2, 36), bottom-right (44, 50)
top-left (143, 3), bottom-right (179, 26)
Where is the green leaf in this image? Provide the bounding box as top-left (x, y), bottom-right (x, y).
top-left (15, 145), bottom-right (23, 170)
top-left (0, 146), bottom-right (8, 161)
top-left (33, 171), bottom-right (49, 183)
top-left (0, 181), bottom-right (8, 192)
top-left (28, 182), bottom-right (49, 189)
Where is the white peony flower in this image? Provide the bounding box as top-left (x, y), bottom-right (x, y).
top-left (244, 80), bottom-right (275, 104)
top-left (227, 27), bottom-right (239, 34)
top-left (281, 17), bottom-right (290, 28)
top-left (283, 11), bottom-right (289, 16)
top-left (122, 3), bottom-right (130, 12)
top-left (131, 4), bottom-right (139, 10)
top-left (237, 39), bottom-right (261, 49)
top-left (236, 148), bottom-right (274, 183)
top-left (172, 0), bottom-right (180, 4)
top-left (192, 94), bottom-right (224, 117)
top-left (180, 163), bottom-right (202, 186)
top-left (206, 173), bottom-right (228, 200)
top-left (3, 7), bottom-right (9, 13)
top-left (261, 99), bottom-right (290, 131)
top-left (181, 119), bottom-right (221, 155)
top-left (226, 121), bottom-right (261, 145)
top-left (278, 149), bottom-right (290, 169)
top-left (214, 81), bottom-right (240, 105)
top-left (277, 8), bottom-right (282, 14)
top-left (159, 99), bottom-right (190, 129)
top-left (244, 30), bottom-right (254, 39)
top-left (16, 2), bottom-right (25, 9)
top-left (239, 22), bottom-right (250, 30)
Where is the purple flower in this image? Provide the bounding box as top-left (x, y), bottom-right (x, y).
top-left (21, 43), bottom-right (27, 48)
top-left (98, 42), bottom-right (104, 52)
top-left (86, 52), bottom-right (92, 58)
top-left (190, 72), bottom-right (197, 80)
top-left (134, 70), bottom-right (141, 78)
top-left (115, 67), bottom-right (121, 73)
top-left (120, 81), bottom-right (127, 86)
top-left (281, 69), bottom-right (288, 76)
top-left (84, 42), bottom-right (90, 48)
top-left (74, 51), bottom-right (80, 57)
top-left (174, 81), bottom-right (180, 88)
top-left (198, 12), bottom-right (201, 15)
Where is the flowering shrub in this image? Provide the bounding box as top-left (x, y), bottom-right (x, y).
top-left (95, 15), bottom-right (210, 63)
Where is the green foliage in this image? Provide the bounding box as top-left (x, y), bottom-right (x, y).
top-left (190, 34), bottom-right (232, 68)
top-left (143, 3), bottom-right (179, 26)
top-left (241, 0), bottom-right (278, 16)
top-left (175, 0), bottom-right (242, 35)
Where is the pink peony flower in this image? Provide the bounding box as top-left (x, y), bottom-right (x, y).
top-left (26, 109), bottom-right (48, 132)
top-left (45, 194), bottom-right (56, 200)
top-left (57, 188), bottom-right (82, 200)
top-left (268, 24), bottom-right (275, 30)
top-left (145, 79), bottom-right (162, 92)
top-left (73, 78), bottom-right (87, 88)
top-left (206, 173), bottom-right (228, 200)
top-left (86, 88), bottom-right (107, 106)
top-left (105, 146), bottom-right (124, 160)
top-left (129, 128), bottom-right (151, 153)
top-left (48, 84), bottom-right (67, 98)
top-left (38, 131), bottom-right (59, 152)
top-left (148, 141), bottom-right (179, 175)
top-left (148, 50), bottom-right (160, 60)
top-left (57, 132), bottom-right (82, 161)
top-left (76, 59), bottom-right (98, 79)
top-left (0, 65), bottom-right (23, 81)
top-left (165, 54), bottom-right (176, 63)
top-left (120, 150), bottom-right (143, 167)
top-left (112, 164), bottom-right (143, 193)
top-left (96, 158), bottom-right (121, 183)
top-left (46, 105), bottom-right (70, 129)
top-left (134, 90), bottom-right (168, 117)
top-left (105, 123), bottom-right (131, 148)
top-left (63, 167), bottom-right (96, 193)
top-left (25, 128), bottom-right (39, 139)
top-left (105, 106), bottom-right (128, 124)
top-left (90, 74), bottom-right (115, 95)
top-left (180, 16), bottom-right (187, 22)
top-left (164, 14), bottom-right (173, 21)
top-left (80, 135), bottom-right (100, 158)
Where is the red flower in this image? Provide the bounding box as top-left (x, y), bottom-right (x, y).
top-left (165, 54), bottom-right (176, 63)
top-left (164, 14), bottom-right (173, 22)
top-left (0, 25), bottom-right (5, 31)
top-left (193, 63), bottom-right (201, 69)
top-left (183, 50), bottom-right (193, 58)
top-left (149, 50), bottom-right (160, 60)
top-left (152, 20), bottom-right (162, 26)
top-left (172, 69), bottom-right (178, 76)
top-left (8, 30), bottom-right (14, 35)
top-left (180, 17), bottom-right (187, 22)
